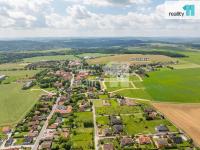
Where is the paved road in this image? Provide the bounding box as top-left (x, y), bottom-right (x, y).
top-left (92, 101), bottom-right (99, 150)
top-left (70, 74), bottom-right (74, 87)
top-left (1, 145), bottom-right (33, 150)
top-left (32, 97), bottom-right (60, 150)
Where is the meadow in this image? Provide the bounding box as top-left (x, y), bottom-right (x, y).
top-left (71, 112), bottom-right (94, 150)
top-left (0, 63), bottom-right (28, 70)
top-left (23, 55), bottom-right (78, 63)
top-left (0, 70), bottom-right (40, 83)
top-left (0, 83), bottom-right (43, 126)
top-left (144, 68), bottom-right (200, 103)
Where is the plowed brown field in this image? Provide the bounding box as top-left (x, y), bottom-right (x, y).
top-left (153, 103), bottom-right (200, 146)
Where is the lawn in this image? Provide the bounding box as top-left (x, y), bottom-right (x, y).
top-left (115, 89), bottom-right (152, 100)
top-left (144, 68), bottom-right (200, 103)
top-left (96, 105), bottom-right (142, 115)
top-left (23, 55), bottom-right (78, 63)
top-left (0, 83), bottom-right (43, 126)
top-left (122, 115), bottom-right (178, 135)
top-left (0, 63), bottom-right (28, 70)
top-left (71, 112), bottom-right (94, 150)
top-left (105, 81), bottom-right (134, 92)
top-left (178, 51), bottom-right (200, 65)
top-left (0, 70), bottom-right (40, 83)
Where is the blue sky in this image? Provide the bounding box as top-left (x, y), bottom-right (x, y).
top-left (0, 0), bottom-right (199, 38)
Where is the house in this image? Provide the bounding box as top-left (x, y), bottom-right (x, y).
top-left (120, 137), bottom-right (133, 147)
top-left (118, 99), bottom-right (137, 106)
top-left (103, 100), bottom-right (111, 106)
top-left (155, 125), bottom-right (169, 132)
top-left (103, 143), bottom-right (114, 150)
top-left (170, 136), bottom-right (183, 144)
top-left (0, 75), bottom-right (6, 81)
top-left (79, 101), bottom-right (90, 112)
top-left (138, 136), bottom-right (151, 145)
top-left (39, 141), bottom-right (52, 150)
top-left (5, 137), bottom-right (13, 147)
top-left (2, 126), bottom-right (11, 134)
top-left (42, 129), bottom-right (56, 141)
top-left (28, 130), bottom-right (39, 137)
top-left (60, 128), bottom-right (70, 138)
top-left (110, 116), bottom-right (122, 125)
top-left (144, 108), bottom-right (155, 113)
top-left (118, 99), bottom-right (126, 106)
top-left (23, 136), bottom-right (33, 145)
top-left (113, 125), bottom-right (123, 134)
top-left (103, 128), bottom-right (112, 136)
top-left (154, 138), bottom-right (169, 149)
top-left (146, 111), bottom-right (158, 120)
top-left (22, 81), bottom-right (34, 90)
top-left (55, 105), bottom-right (72, 114)
top-left (68, 60), bottom-right (81, 67)
top-left (48, 123), bottom-right (58, 130)
top-left (125, 99), bottom-right (137, 106)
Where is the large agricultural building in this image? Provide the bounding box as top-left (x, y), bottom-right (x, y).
top-left (0, 75), bottom-right (6, 81)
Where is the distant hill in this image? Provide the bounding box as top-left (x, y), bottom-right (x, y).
top-left (0, 38), bottom-right (146, 51)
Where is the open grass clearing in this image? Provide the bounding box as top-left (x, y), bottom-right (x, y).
top-left (115, 89), bottom-right (152, 100)
top-left (0, 83), bottom-right (44, 126)
top-left (0, 63), bottom-right (29, 70)
top-left (105, 81), bottom-right (135, 92)
top-left (122, 115), bottom-right (178, 135)
top-left (95, 105), bottom-right (142, 115)
top-left (144, 68), bottom-right (200, 103)
top-left (0, 70), bottom-right (40, 83)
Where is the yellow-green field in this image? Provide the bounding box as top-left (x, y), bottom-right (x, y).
top-left (87, 54), bottom-right (175, 64)
top-left (23, 55), bottom-right (78, 63)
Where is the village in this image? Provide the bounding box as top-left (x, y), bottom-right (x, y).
top-left (0, 59), bottom-right (196, 150)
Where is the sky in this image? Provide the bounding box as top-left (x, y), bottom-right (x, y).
top-left (0, 0), bottom-right (200, 38)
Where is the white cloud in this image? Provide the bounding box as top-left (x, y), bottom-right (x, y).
top-left (0, 0), bottom-right (53, 28)
top-left (82, 0), bottom-right (151, 6)
top-left (0, 0), bottom-right (200, 37)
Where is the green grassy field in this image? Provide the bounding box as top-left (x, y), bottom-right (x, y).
top-left (23, 55), bottom-right (78, 63)
top-left (0, 83), bottom-right (43, 126)
top-left (0, 63), bottom-right (28, 70)
top-left (105, 81), bottom-right (134, 92)
top-left (0, 70), bottom-right (40, 83)
top-left (122, 115), bottom-right (178, 135)
top-left (144, 68), bottom-right (200, 103)
top-left (115, 89), bottom-right (152, 100)
top-left (71, 112), bottom-right (94, 150)
top-left (179, 51), bottom-right (200, 65)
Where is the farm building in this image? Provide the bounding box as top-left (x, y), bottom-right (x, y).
top-left (0, 75), bottom-right (6, 81)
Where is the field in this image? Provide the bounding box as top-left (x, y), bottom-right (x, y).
top-left (115, 89), bottom-right (152, 100)
top-left (153, 103), bottom-right (200, 146)
top-left (122, 114), bottom-right (177, 135)
top-left (178, 51), bottom-right (200, 65)
top-left (0, 83), bottom-right (43, 126)
top-left (87, 54), bottom-right (175, 64)
top-left (104, 75), bottom-right (152, 100)
top-left (23, 55), bottom-right (78, 63)
top-left (0, 63), bottom-right (29, 70)
top-left (71, 112), bottom-right (94, 150)
top-left (144, 68), bottom-right (200, 103)
top-left (0, 70), bottom-right (40, 82)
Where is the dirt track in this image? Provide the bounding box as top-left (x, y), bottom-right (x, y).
top-left (153, 103), bottom-right (200, 146)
